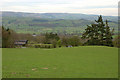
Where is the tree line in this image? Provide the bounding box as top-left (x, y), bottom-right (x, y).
top-left (2, 15), bottom-right (120, 48)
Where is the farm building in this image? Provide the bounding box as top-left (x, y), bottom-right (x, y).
top-left (14, 40), bottom-right (28, 46)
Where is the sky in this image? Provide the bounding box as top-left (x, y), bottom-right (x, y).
top-left (1, 0), bottom-right (119, 16)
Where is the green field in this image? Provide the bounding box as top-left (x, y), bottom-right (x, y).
top-left (2, 46), bottom-right (118, 78)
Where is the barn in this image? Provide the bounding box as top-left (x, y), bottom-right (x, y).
top-left (14, 40), bottom-right (28, 46)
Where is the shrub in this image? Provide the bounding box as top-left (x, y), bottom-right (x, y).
top-left (34, 44), bottom-right (53, 48)
top-left (113, 36), bottom-right (120, 48)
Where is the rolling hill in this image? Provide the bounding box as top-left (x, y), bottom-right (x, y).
top-left (2, 11), bottom-right (118, 34)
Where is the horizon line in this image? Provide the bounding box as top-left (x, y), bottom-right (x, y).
top-left (1, 10), bottom-right (118, 17)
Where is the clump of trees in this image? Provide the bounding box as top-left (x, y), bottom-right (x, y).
top-left (61, 36), bottom-right (82, 47)
top-left (2, 27), bottom-right (16, 48)
top-left (43, 32), bottom-right (60, 48)
top-left (42, 33), bottom-right (82, 48)
top-left (82, 15), bottom-right (114, 47)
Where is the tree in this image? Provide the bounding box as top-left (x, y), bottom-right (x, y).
top-left (82, 15), bottom-right (113, 46)
top-left (45, 32), bottom-right (60, 44)
top-left (61, 35), bottom-right (82, 47)
top-left (57, 40), bottom-right (62, 47)
top-left (68, 36), bottom-right (81, 46)
top-left (113, 36), bottom-right (120, 48)
top-left (51, 39), bottom-right (57, 48)
top-left (2, 26), bottom-right (16, 48)
top-left (104, 20), bottom-right (113, 46)
top-left (0, 27), bottom-right (2, 47)
top-left (61, 37), bottom-right (69, 47)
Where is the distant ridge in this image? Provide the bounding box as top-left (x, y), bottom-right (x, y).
top-left (2, 11), bottom-right (117, 22)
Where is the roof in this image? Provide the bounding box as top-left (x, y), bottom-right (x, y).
top-left (14, 40), bottom-right (28, 45)
top-left (15, 40), bottom-right (28, 42)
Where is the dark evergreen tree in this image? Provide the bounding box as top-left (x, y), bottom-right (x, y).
top-left (104, 20), bottom-right (113, 46)
top-left (82, 15), bottom-right (113, 46)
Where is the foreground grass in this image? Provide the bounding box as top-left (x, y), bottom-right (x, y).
top-left (2, 46), bottom-right (118, 78)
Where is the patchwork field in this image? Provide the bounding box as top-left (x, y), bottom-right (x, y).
top-left (2, 46), bottom-right (118, 78)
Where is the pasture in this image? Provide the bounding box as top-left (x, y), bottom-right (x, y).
top-left (2, 46), bottom-right (118, 78)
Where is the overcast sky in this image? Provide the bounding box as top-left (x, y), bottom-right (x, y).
top-left (1, 0), bottom-right (119, 16)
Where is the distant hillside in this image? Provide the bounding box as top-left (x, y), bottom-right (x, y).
top-left (2, 11), bottom-right (118, 22)
top-left (2, 11), bottom-right (118, 34)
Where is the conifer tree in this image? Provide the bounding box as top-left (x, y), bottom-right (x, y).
top-left (104, 20), bottom-right (113, 46)
top-left (82, 15), bottom-right (113, 46)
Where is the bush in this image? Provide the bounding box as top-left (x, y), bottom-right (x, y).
top-left (113, 36), bottom-right (120, 48)
top-left (34, 44), bottom-right (53, 48)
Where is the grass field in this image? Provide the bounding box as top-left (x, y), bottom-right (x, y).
top-left (2, 46), bottom-right (118, 78)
